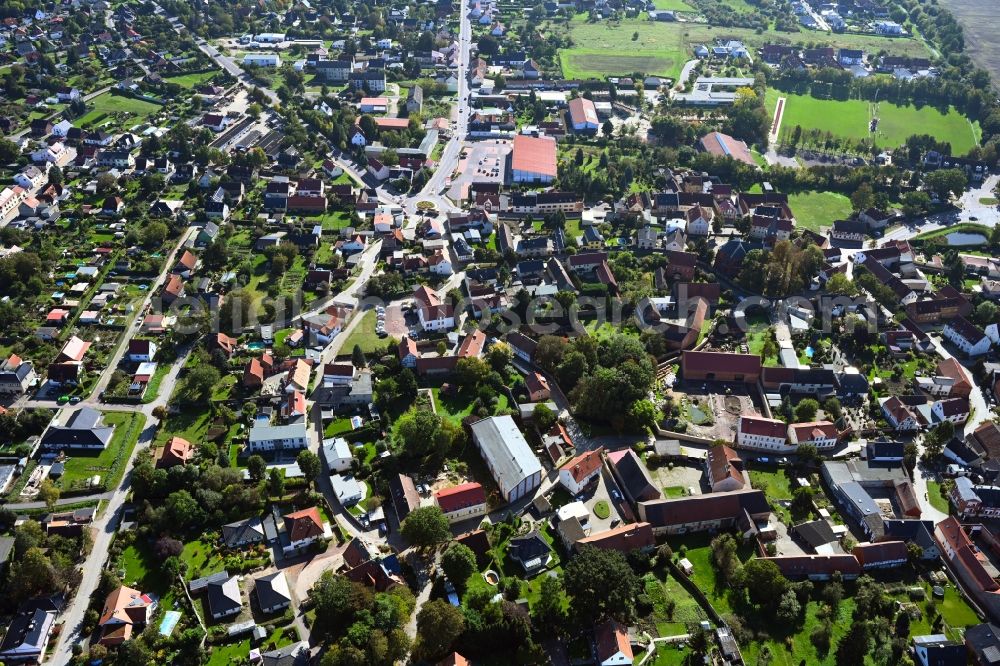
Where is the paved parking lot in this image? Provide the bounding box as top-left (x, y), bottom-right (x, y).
top-left (448, 141), bottom-right (510, 199)
top-left (384, 303), bottom-right (408, 338)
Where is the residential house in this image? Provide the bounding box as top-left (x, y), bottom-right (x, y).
top-left (0, 354), bottom-right (36, 395)
top-left (284, 507), bottom-right (326, 551)
top-left (706, 444), bottom-right (745, 492)
top-left (253, 572), bottom-right (291, 614)
top-left (788, 421), bottom-right (838, 450)
top-left (943, 317), bottom-right (991, 356)
top-left (221, 517), bottom-right (266, 549)
top-left (558, 449), bottom-right (603, 495)
top-left (206, 576), bottom-right (243, 620)
top-left (156, 436), bottom-right (193, 469)
top-left (737, 415), bottom-right (789, 451)
top-left (434, 482), bottom-right (489, 523)
top-left (595, 620), bottom-right (633, 666)
top-left (247, 422), bottom-right (308, 452)
top-left (607, 449), bottom-right (661, 503)
top-left (97, 585), bottom-right (156, 646)
top-left (40, 407), bottom-right (115, 450)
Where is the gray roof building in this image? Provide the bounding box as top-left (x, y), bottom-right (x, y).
top-left (40, 407), bottom-right (115, 450)
top-left (470, 416), bottom-right (542, 503)
top-left (207, 576), bottom-right (242, 618)
top-left (254, 571), bottom-right (291, 612)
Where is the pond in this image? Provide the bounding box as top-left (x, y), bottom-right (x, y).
top-left (945, 231), bottom-right (987, 246)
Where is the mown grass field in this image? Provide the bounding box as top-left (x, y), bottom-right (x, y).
top-left (788, 191), bottom-right (853, 232)
top-left (766, 89), bottom-right (980, 153)
top-left (77, 92), bottom-right (163, 129)
top-left (164, 70), bottom-right (220, 88)
top-left (559, 17), bottom-right (933, 80)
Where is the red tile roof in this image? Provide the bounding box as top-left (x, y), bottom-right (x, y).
top-left (789, 421), bottom-right (838, 441)
top-left (284, 507), bottom-right (324, 542)
top-left (576, 521), bottom-right (654, 553)
top-left (740, 415), bottom-right (788, 438)
top-left (434, 482), bottom-right (487, 513)
top-left (595, 620), bottom-right (632, 663)
top-left (560, 448), bottom-right (603, 484)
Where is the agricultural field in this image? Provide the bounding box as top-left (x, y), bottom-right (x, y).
top-left (559, 17), bottom-right (933, 80)
top-left (787, 191), bottom-right (853, 232)
top-left (938, 0), bottom-right (1000, 85)
top-left (766, 89), bottom-right (980, 153)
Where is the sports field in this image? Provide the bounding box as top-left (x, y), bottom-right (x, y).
top-left (765, 89), bottom-right (980, 153)
top-left (559, 17), bottom-right (932, 80)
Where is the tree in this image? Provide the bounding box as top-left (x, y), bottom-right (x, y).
top-left (141, 221), bottom-right (169, 248)
top-left (400, 506), bottom-right (451, 547)
top-left (486, 342), bottom-right (513, 371)
top-left (309, 572), bottom-right (372, 641)
top-left (835, 621), bottom-right (870, 664)
top-left (441, 542), bottom-right (477, 591)
top-left (602, 119), bottom-right (614, 137)
top-left (0, 138), bottom-right (19, 163)
top-left (851, 182), bottom-right (876, 211)
top-left (268, 467), bottom-right (285, 497)
top-left (975, 301), bottom-right (998, 326)
top-left (531, 575), bottom-right (567, 635)
top-left (795, 443), bottom-right (820, 468)
top-left (776, 589), bottom-right (802, 623)
top-left (351, 344), bottom-right (368, 369)
top-left (825, 272), bottom-right (857, 296)
top-left (179, 365), bottom-right (220, 403)
top-left (563, 546), bottom-right (640, 624)
top-left (533, 403), bottom-right (557, 432)
top-left (415, 599), bottom-right (464, 660)
top-left (900, 190), bottom-right (931, 217)
top-left (395, 409), bottom-right (456, 460)
top-left (247, 455), bottom-right (267, 482)
top-left (297, 449), bottom-right (322, 484)
top-left (38, 479), bottom-right (60, 511)
top-left (794, 398), bottom-right (819, 422)
top-left (741, 558), bottom-right (788, 608)
top-left (924, 168), bottom-right (968, 201)
top-left (455, 357), bottom-right (491, 393)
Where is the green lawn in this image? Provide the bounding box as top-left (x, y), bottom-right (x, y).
top-left (927, 480), bottom-right (951, 514)
top-left (76, 92), bottom-right (163, 129)
top-left (58, 411), bottom-right (146, 492)
top-left (164, 70), bottom-right (220, 88)
top-left (431, 388), bottom-right (509, 426)
top-left (180, 538), bottom-right (227, 581)
top-left (340, 310), bottom-right (392, 356)
top-left (205, 626), bottom-right (298, 665)
top-left (748, 466), bottom-right (796, 523)
top-left (141, 363), bottom-right (171, 404)
top-left (665, 533), bottom-right (755, 615)
top-left (324, 417), bottom-right (356, 438)
top-left (766, 89), bottom-right (980, 153)
top-left (788, 191), bottom-right (853, 232)
top-left (560, 16), bottom-right (932, 80)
